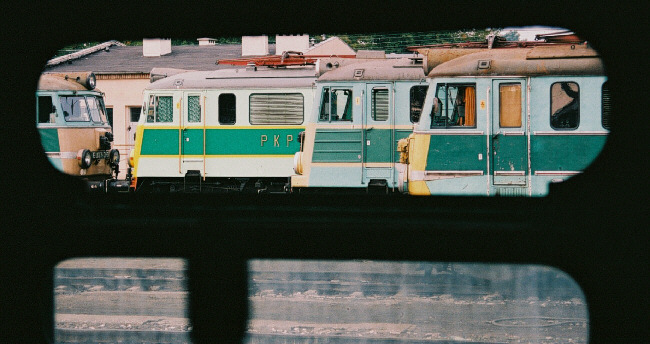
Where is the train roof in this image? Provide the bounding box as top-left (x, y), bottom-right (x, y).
top-left (37, 72), bottom-right (99, 92)
top-left (318, 58), bottom-right (426, 82)
top-left (146, 67), bottom-right (317, 90)
top-left (428, 44), bottom-right (605, 77)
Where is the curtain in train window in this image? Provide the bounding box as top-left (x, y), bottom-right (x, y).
top-left (550, 82), bottom-right (579, 129)
top-left (372, 88), bottom-right (389, 121)
top-left (464, 86), bottom-right (476, 127)
top-left (499, 84), bottom-right (522, 128)
top-left (187, 96), bottom-right (201, 123)
top-left (250, 93), bottom-right (303, 125)
top-left (147, 96), bottom-right (173, 123)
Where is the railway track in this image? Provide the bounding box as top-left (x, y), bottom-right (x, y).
top-left (55, 329), bottom-right (508, 344)
top-left (55, 265), bottom-right (582, 299)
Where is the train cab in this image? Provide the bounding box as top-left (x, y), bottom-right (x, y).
top-left (291, 58), bottom-right (428, 193)
top-left (37, 72), bottom-right (128, 192)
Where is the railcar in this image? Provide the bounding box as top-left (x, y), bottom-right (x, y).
top-left (291, 58), bottom-right (428, 192)
top-left (37, 72), bottom-right (127, 192)
top-left (396, 44), bottom-right (609, 196)
top-left (128, 66), bottom-right (317, 193)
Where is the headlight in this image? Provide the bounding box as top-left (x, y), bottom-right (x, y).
top-left (293, 152), bottom-right (303, 175)
top-left (109, 149), bottom-right (120, 168)
top-left (77, 149), bottom-right (92, 169)
top-left (128, 150), bottom-right (135, 168)
top-left (87, 73), bottom-right (96, 89)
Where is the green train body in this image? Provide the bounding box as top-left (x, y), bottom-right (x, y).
top-left (291, 58), bottom-right (428, 192)
top-left (129, 67), bottom-right (316, 192)
top-left (398, 44), bottom-right (609, 196)
top-left (37, 72), bottom-right (127, 192)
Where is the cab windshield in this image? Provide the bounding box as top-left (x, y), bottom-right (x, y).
top-left (60, 95), bottom-right (108, 124)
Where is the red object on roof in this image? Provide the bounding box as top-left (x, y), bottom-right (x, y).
top-left (217, 51), bottom-right (356, 67)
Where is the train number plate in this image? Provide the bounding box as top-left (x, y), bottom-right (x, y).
top-left (91, 151), bottom-right (110, 160)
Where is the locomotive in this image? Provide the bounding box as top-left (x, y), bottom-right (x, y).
top-left (128, 66), bottom-right (317, 193)
top-left (37, 72), bottom-right (128, 192)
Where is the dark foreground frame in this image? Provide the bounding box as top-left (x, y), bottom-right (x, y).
top-left (2, 1), bottom-right (646, 343)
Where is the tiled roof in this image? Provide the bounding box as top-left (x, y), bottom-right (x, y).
top-left (44, 43), bottom-right (278, 74)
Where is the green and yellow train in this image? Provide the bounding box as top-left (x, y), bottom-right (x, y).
top-left (396, 43), bottom-right (609, 196)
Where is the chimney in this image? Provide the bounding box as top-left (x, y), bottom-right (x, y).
top-left (275, 34), bottom-right (309, 54)
top-left (242, 35), bottom-right (269, 56)
top-left (143, 38), bottom-right (172, 57)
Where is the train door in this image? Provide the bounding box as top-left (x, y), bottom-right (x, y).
top-left (363, 83), bottom-right (394, 186)
top-left (491, 79), bottom-right (528, 189)
top-left (180, 92), bottom-right (205, 177)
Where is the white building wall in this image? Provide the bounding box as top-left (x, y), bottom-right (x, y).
top-left (275, 35), bottom-right (309, 54)
top-left (143, 38), bottom-right (172, 56)
top-left (96, 77), bottom-right (151, 178)
top-left (242, 36), bottom-right (269, 56)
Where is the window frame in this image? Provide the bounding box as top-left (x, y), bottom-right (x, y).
top-left (409, 85), bottom-right (429, 123)
top-left (186, 95), bottom-right (201, 123)
top-left (430, 83), bottom-right (477, 129)
top-left (602, 81), bottom-right (610, 130)
top-left (371, 87), bottom-right (389, 122)
top-left (146, 95), bottom-right (174, 123)
top-left (218, 93), bottom-right (237, 125)
top-left (318, 87), bottom-right (353, 123)
top-left (550, 81), bottom-right (580, 130)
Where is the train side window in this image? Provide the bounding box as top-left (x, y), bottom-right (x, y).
top-left (218, 93), bottom-right (236, 125)
top-left (249, 93), bottom-right (304, 125)
top-left (550, 82), bottom-right (579, 130)
top-left (602, 81), bottom-right (611, 130)
top-left (371, 88), bottom-right (389, 121)
top-left (187, 95), bottom-right (201, 123)
top-left (319, 88), bottom-right (353, 122)
top-left (60, 96), bottom-right (90, 122)
top-left (500, 84), bottom-right (522, 128)
top-left (431, 84), bottom-right (476, 128)
top-left (38, 95), bottom-right (54, 124)
top-left (410, 85), bottom-right (428, 123)
top-left (146, 95), bottom-right (173, 123)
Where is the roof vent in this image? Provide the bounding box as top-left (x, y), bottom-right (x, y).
top-left (354, 69), bottom-right (364, 78)
top-left (478, 60), bottom-right (491, 69)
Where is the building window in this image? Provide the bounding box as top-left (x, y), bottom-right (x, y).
top-left (371, 88), bottom-right (389, 121)
top-left (146, 95), bottom-right (173, 123)
top-left (602, 81), bottom-right (611, 130)
top-left (319, 88), bottom-right (353, 122)
top-left (219, 94), bottom-right (236, 125)
top-left (550, 82), bottom-right (579, 130)
top-left (249, 93), bottom-right (303, 125)
top-left (187, 96), bottom-right (201, 123)
top-left (431, 84), bottom-right (476, 128)
top-left (38, 95), bottom-right (54, 124)
top-left (130, 107), bottom-right (142, 123)
top-left (410, 85), bottom-right (428, 123)
top-left (106, 107), bottom-right (113, 129)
